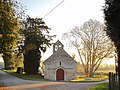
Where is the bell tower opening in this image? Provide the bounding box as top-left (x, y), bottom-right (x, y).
top-left (53, 40), bottom-right (64, 53)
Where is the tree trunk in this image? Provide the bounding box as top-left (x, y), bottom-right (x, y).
top-left (24, 49), bottom-right (41, 75)
top-left (89, 68), bottom-right (94, 77)
top-left (117, 46), bottom-right (120, 89)
top-left (2, 52), bottom-right (15, 70)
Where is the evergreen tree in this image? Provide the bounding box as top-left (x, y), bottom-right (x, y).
top-left (0, 0), bottom-right (20, 69)
top-left (21, 16), bottom-right (54, 74)
top-left (104, 0), bottom-right (120, 87)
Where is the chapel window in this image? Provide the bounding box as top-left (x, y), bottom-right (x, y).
top-left (60, 61), bottom-right (61, 66)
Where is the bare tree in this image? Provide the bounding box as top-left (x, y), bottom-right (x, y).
top-left (62, 19), bottom-right (115, 77)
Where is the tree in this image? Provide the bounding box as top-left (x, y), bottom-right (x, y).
top-left (0, 0), bottom-right (20, 69)
top-left (62, 19), bottom-right (114, 77)
top-left (103, 0), bottom-right (120, 87)
top-left (14, 53), bottom-right (24, 67)
top-left (20, 16), bottom-right (54, 74)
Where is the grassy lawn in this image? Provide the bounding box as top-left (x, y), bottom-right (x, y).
top-left (71, 75), bottom-right (108, 82)
top-left (96, 70), bottom-right (115, 73)
top-left (3, 70), bottom-right (49, 81)
top-left (88, 82), bottom-right (109, 90)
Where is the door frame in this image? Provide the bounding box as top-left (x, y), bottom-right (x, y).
top-left (56, 68), bottom-right (64, 81)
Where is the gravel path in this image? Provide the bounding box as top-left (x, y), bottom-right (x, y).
top-left (0, 70), bottom-right (108, 90)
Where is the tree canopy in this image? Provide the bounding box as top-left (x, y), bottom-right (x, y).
top-left (0, 0), bottom-right (20, 69)
top-left (20, 16), bottom-right (55, 74)
top-left (63, 19), bottom-right (114, 76)
top-left (103, 0), bottom-right (120, 87)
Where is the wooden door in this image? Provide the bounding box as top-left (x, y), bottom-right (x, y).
top-left (56, 69), bottom-right (64, 81)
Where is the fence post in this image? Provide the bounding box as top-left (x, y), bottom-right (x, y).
top-left (113, 73), bottom-right (115, 90)
top-left (109, 72), bottom-right (112, 90)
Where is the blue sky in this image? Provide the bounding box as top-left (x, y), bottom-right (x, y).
top-left (0, 0), bottom-right (115, 64)
top-left (17, 0), bottom-right (106, 61)
top-left (18, 0), bottom-right (105, 40)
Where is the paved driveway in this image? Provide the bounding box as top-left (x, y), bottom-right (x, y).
top-left (0, 70), bottom-right (108, 90)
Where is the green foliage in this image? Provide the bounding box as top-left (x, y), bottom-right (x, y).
top-left (0, 0), bottom-right (20, 53)
top-left (89, 82), bottom-right (108, 90)
top-left (2, 52), bottom-right (16, 69)
top-left (20, 16), bottom-right (55, 74)
top-left (0, 0), bottom-right (24, 69)
top-left (104, 0), bottom-right (120, 46)
top-left (104, 0), bottom-right (120, 87)
top-left (14, 53), bottom-right (24, 67)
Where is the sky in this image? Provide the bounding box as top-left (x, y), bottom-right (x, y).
top-left (1, 0), bottom-right (115, 64)
top-left (18, 0), bottom-right (105, 39)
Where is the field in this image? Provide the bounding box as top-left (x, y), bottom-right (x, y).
top-left (96, 69), bottom-right (115, 74)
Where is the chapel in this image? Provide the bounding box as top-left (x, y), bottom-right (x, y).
top-left (44, 40), bottom-right (77, 81)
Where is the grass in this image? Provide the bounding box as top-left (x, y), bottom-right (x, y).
top-left (96, 70), bottom-right (115, 73)
top-left (3, 69), bottom-right (109, 82)
top-left (71, 75), bottom-right (108, 82)
top-left (71, 78), bottom-right (107, 82)
top-left (88, 82), bottom-right (109, 90)
top-left (3, 69), bottom-right (49, 81)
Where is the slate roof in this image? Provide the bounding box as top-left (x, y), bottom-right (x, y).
top-left (54, 40), bottom-right (64, 46)
top-left (44, 48), bottom-right (76, 64)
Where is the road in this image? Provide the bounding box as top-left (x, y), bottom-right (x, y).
top-left (0, 70), bottom-right (108, 90)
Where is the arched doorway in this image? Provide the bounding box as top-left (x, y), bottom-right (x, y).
top-left (56, 69), bottom-right (64, 81)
